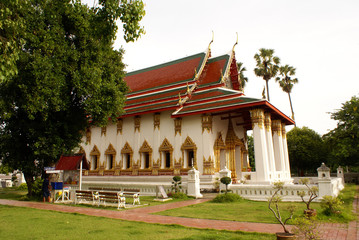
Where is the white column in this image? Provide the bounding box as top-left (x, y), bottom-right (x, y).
top-left (281, 123), bottom-right (291, 180)
top-left (272, 120), bottom-right (285, 181)
top-left (174, 118), bottom-right (183, 173)
top-left (264, 113), bottom-right (276, 181)
top-left (250, 109), bottom-right (269, 183)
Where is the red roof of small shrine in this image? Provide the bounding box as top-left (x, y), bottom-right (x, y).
top-left (55, 154), bottom-right (89, 170)
top-left (121, 49), bottom-right (294, 126)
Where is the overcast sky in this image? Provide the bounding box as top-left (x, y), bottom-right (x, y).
top-left (85, 0), bottom-right (359, 135)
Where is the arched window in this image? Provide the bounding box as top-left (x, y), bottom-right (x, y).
top-left (139, 140), bottom-right (152, 169)
top-left (105, 144), bottom-right (116, 170)
top-left (159, 138), bottom-right (173, 169)
top-left (121, 142), bottom-right (133, 169)
top-left (90, 145), bottom-right (100, 171)
top-left (181, 136), bottom-right (197, 169)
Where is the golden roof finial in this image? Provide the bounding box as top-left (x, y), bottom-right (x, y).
top-left (187, 82), bottom-right (190, 94)
top-left (208, 31), bottom-right (214, 51)
top-left (232, 32), bottom-right (238, 52)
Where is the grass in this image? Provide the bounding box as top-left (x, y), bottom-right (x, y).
top-left (0, 187), bottom-right (27, 200)
top-left (155, 185), bottom-right (357, 224)
top-left (0, 205), bottom-right (275, 240)
top-left (0, 187), bottom-right (187, 210)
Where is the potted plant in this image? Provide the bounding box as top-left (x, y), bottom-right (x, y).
top-left (269, 181), bottom-right (296, 240)
top-left (298, 178), bottom-right (318, 217)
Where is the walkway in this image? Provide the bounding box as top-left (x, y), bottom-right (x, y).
top-left (0, 191), bottom-right (358, 239)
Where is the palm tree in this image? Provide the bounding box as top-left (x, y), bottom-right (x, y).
top-left (254, 48), bottom-right (280, 101)
top-left (237, 62), bottom-right (248, 91)
top-left (276, 65), bottom-right (298, 123)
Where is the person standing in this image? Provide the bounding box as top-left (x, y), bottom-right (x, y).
top-left (42, 175), bottom-right (51, 202)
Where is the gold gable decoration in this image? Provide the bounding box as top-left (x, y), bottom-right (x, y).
top-left (225, 120), bottom-right (241, 147)
top-left (89, 145), bottom-right (100, 173)
top-left (139, 140), bottom-right (153, 153)
top-left (159, 138), bottom-right (173, 152)
top-left (214, 132), bottom-right (226, 150)
top-left (134, 116), bottom-right (141, 132)
top-left (121, 142), bottom-right (133, 154)
top-left (101, 126), bottom-right (106, 136)
top-left (174, 117), bottom-right (182, 136)
top-left (117, 119), bottom-right (123, 134)
top-left (181, 136), bottom-right (198, 169)
top-left (154, 113), bottom-right (160, 130)
top-left (105, 143), bottom-right (116, 155)
top-left (202, 114), bottom-right (212, 133)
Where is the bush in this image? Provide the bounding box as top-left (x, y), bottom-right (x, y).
top-left (171, 176), bottom-right (182, 193)
top-left (292, 217), bottom-right (320, 240)
top-left (168, 192), bottom-right (188, 199)
top-left (211, 193), bottom-right (242, 203)
top-left (320, 195), bottom-right (343, 215)
top-left (32, 178), bottom-right (44, 200)
top-left (17, 183), bottom-right (28, 191)
top-left (220, 176), bottom-right (231, 194)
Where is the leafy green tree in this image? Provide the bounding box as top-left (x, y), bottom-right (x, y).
top-left (324, 96), bottom-right (359, 169)
top-left (0, 0), bottom-right (145, 196)
top-left (254, 48), bottom-right (280, 101)
top-left (287, 127), bottom-right (326, 175)
top-left (275, 65), bottom-right (298, 123)
top-left (237, 62), bottom-right (248, 91)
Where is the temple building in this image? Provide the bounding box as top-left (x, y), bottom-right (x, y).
top-left (79, 42), bottom-right (294, 191)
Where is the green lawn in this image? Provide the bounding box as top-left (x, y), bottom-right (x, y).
top-left (154, 185), bottom-right (357, 224)
top-left (0, 205), bottom-right (275, 240)
top-left (0, 187), bottom-right (187, 210)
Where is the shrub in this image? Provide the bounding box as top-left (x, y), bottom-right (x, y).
top-left (292, 217), bottom-right (320, 240)
top-left (211, 193), bottom-right (242, 203)
top-left (298, 178), bottom-right (318, 210)
top-left (220, 176), bottom-right (231, 194)
top-left (169, 192), bottom-right (188, 199)
top-left (171, 176), bottom-right (182, 193)
top-left (320, 195), bottom-right (343, 215)
top-left (17, 183), bottom-right (28, 191)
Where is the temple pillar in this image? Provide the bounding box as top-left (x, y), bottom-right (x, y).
top-left (264, 113), bottom-right (276, 181)
top-left (281, 123), bottom-right (291, 180)
top-left (152, 113), bottom-right (161, 175)
top-left (173, 118), bottom-right (182, 175)
top-left (272, 120), bottom-right (285, 180)
top-left (250, 109), bottom-right (269, 183)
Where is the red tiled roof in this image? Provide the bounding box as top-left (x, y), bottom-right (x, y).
top-left (56, 154), bottom-right (89, 170)
top-left (125, 53), bottom-right (206, 93)
top-left (121, 50), bottom-right (294, 126)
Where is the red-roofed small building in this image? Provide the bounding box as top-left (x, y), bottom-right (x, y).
top-left (79, 43), bottom-right (294, 193)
